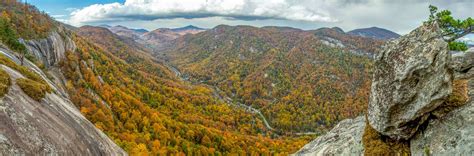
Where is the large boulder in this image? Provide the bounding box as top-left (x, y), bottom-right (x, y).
top-left (368, 22), bottom-right (453, 140)
top-left (293, 116), bottom-right (365, 156)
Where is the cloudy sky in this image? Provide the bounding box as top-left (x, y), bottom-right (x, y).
top-left (31, 0), bottom-right (473, 35)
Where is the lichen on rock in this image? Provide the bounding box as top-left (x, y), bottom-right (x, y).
top-left (368, 22), bottom-right (453, 140)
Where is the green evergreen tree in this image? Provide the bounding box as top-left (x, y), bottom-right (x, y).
top-left (427, 5), bottom-right (473, 51)
top-left (0, 17), bottom-right (27, 65)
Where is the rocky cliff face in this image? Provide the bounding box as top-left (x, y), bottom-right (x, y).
top-left (294, 23), bottom-right (474, 155)
top-left (0, 32), bottom-right (126, 155)
top-left (21, 26), bottom-right (76, 67)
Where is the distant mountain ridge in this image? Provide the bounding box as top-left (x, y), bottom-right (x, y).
top-left (100, 25), bottom-right (205, 35)
top-left (140, 28), bottom-right (182, 51)
top-left (99, 25), bottom-right (206, 52)
top-left (100, 24), bottom-right (397, 53)
top-left (170, 25), bottom-right (206, 35)
top-left (132, 28), bottom-right (149, 33)
top-left (348, 27), bottom-right (400, 40)
top-left (172, 25), bottom-right (206, 31)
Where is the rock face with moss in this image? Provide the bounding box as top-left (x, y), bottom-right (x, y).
top-left (368, 22), bottom-right (453, 140)
top-left (0, 50), bottom-right (126, 155)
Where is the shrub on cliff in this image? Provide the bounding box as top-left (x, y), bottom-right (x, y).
top-left (17, 78), bottom-right (52, 101)
top-left (0, 55), bottom-right (49, 87)
top-left (432, 79), bottom-right (469, 118)
top-left (363, 116), bottom-right (410, 155)
top-left (0, 54), bottom-right (53, 101)
top-left (0, 68), bottom-right (10, 97)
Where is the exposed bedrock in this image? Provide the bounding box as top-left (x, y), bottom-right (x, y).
top-left (368, 22), bottom-right (452, 140)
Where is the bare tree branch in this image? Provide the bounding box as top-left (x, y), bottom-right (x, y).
top-left (446, 27), bottom-right (473, 42)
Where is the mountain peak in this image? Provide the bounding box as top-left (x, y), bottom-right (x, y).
top-left (114, 25), bottom-right (128, 29)
top-left (98, 24), bottom-right (111, 28)
top-left (172, 25), bottom-right (205, 31)
top-left (331, 27), bottom-right (345, 33)
top-left (348, 27), bottom-right (400, 40)
top-left (184, 25), bottom-right (200, 29)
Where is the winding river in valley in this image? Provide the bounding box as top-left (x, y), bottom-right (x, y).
top-left (166, 65), bottom-right (274, 130)
top-left (166, 64), bottom-right (318, 136)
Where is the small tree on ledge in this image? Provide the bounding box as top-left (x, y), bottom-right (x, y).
top-left (427, 5), bottom-right (473, 51)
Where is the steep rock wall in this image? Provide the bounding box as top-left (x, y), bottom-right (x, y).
top-left (0, 48), bottom-right (126, 155)
top-left (21, 26), bottom-right (76, 67)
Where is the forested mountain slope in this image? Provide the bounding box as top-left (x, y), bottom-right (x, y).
top-left (0, 1), bottom-right (125, 155)
top-left (68, 27), bottom-right (310, 154)
top-left (165, 25), bottom-right (384, 133)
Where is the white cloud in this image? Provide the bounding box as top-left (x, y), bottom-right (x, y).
top-left (459, 34), bottom-right (474, 45)
top-left (68, 0), bottom-right (338, 26)
top-left (55, 18), bottom-right (70, 24)
top-left (65, 0), bottom-right (473, 34)
top-left (65, 8), bottom-right (78, 12)
top-left (51, 14), bottom-right (66, 18)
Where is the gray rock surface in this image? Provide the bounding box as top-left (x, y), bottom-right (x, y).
top-left (0, 50), bottom-right (126, 155)
top-left (368, 22), bottom-right (452, 140)
top-left (294, 116), bottom-right (365, 156)
top-left (450, 49), bottom-right (474, 79)
top-left (410, 78), bottom-right (474, 155)
top-left (21, 26), bottom-right (76, 67)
